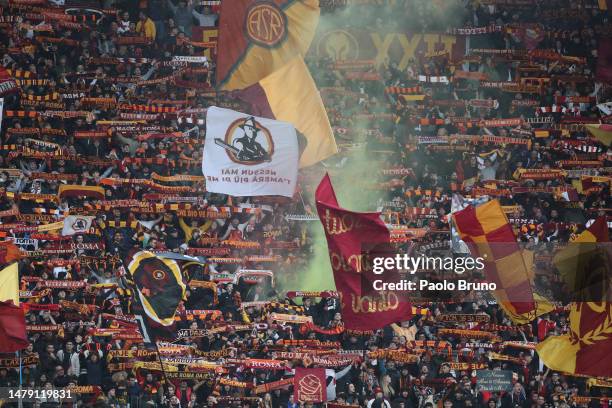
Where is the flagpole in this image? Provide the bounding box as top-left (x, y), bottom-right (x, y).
top-left (129, 290), bottom-right (174, 402)
top-left (121, 269), bottom-right (173, 405)
top-left (18, 351), bottom-right (23, 408)
top-left (122, 253), bottom-right (207, 404)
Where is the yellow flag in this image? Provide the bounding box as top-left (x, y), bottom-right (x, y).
top-left (0, 263), bottom-right (19, 306)
top-left (258, 57), bottom-right (338, 167)
top-left (235, 57), bottom-right (338, 167)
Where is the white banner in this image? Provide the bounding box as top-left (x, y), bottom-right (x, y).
top-left (61, 215), bottom-right (95, 236)
top-left (203, 107), bottom-right (298, 197)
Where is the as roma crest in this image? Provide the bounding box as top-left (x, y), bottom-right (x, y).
top-left (244, 2), bottom-right (287, 48)
top-left (71, 217), bottom-right (89, 232)
top-left (214, 116), bottom-right (274, 165)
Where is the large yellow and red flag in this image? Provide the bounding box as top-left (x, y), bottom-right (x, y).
top-left (232, 57), bottom-right (337, 167)
top-left (452, 200), bottom-right (536, 322)
top-left (216, 0), bottom-right (319, 91)
top-left (537, 218), bottom-right (612, 377)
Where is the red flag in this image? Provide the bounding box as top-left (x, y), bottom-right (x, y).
top-left (294, 368), bottom-right (326, 403)
top-left (315, 174), bottom-right (412, 330)
top-left (0, 301), bottom-right (28, 352)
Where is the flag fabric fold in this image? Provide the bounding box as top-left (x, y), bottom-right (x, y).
top-left (0, 301), bottom-right (28, 352)
top-left (315, 174), bottom-right (412, 330)
top-left (0, 262), bottom-right (27, 352)
top-left (233, 57), bottom-right (338, 167)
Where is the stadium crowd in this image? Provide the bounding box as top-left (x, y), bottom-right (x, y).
top-left (0, 0), bottom-right (610, 407)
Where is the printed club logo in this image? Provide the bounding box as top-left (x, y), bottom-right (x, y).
top-left (298, 374), bottom-right (323, 401)
top-left (215, 116), bottom-right (274, 165)
top-left (245, 2), bottom-right (287, 48)
top-left (71, 217), bottom-right (89, 232)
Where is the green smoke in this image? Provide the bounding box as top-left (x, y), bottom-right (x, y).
top-left (279, 128), bottom-right (385, 293)
top-left (278, 0), bottom-right (468, 294)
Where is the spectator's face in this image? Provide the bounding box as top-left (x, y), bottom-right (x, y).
top-left (46, 345), bottom-right (54, 354)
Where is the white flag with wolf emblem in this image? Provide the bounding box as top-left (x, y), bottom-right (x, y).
top-left (62, 215), bottom-right (95, 236)
top-left (203, 106), bottom-right (298, 197)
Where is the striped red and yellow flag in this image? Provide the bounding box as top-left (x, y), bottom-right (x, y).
top-left (452, 200), bottom-right (536, 321)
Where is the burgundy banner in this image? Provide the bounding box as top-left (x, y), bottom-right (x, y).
top-left (315, 174), bottom-right (412, 330)
top-left (294, 368), bottom-right (326, 403)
